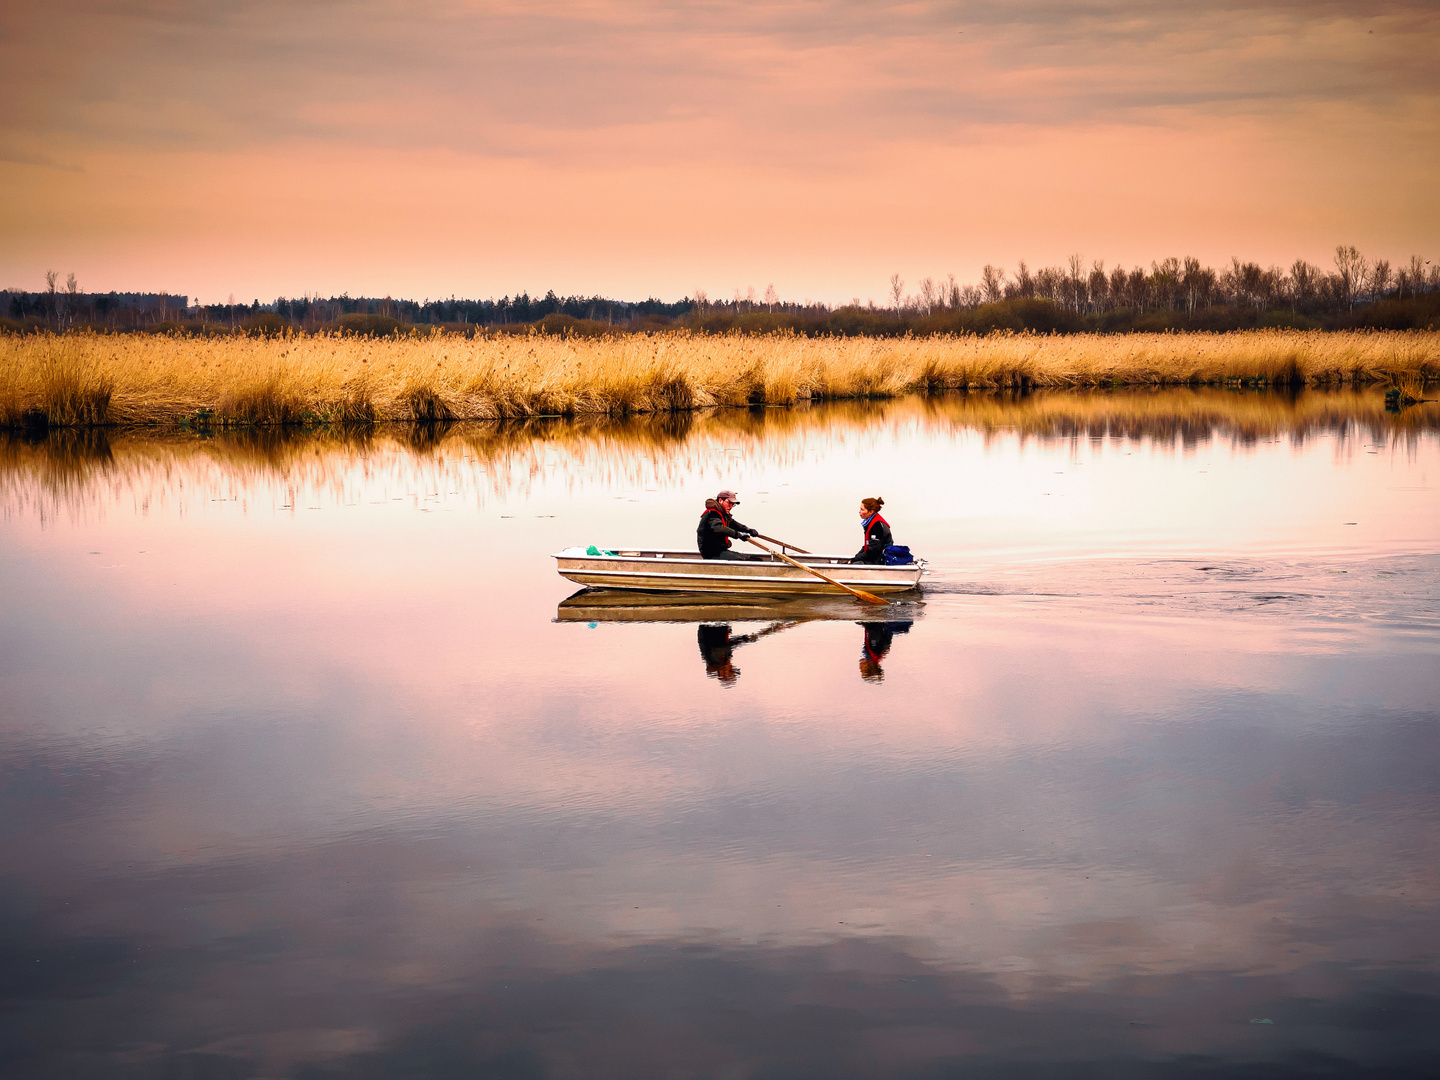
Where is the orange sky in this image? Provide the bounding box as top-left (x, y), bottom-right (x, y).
top-left (2, 1), bottom-right (1438, 304)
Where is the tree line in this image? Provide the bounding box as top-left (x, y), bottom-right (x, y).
top-left (1, 272), bottom-right (190, 332)
top-left (893, 247), bottom-right (1436, 321)
top-left (4, 246), bottom-right (1437, 337)
top-left (0, 284), bottom-right (695, 335)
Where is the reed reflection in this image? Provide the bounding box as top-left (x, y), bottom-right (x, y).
top-left (4, 389), bottom-right (1436, 521)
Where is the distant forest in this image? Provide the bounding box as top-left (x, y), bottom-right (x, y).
top-left (5, 248), bottom-right (1438, 337)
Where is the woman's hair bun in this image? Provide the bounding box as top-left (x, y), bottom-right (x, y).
top-left (873, 496), bottom-right (884, 507)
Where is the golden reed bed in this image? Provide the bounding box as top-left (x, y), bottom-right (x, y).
top-left (2, 329), bottom-right (1437, 428)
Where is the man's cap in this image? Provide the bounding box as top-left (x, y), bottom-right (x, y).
top-left (716, 489), bottom-right (740, 504)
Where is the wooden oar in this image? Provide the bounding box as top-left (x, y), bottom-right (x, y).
top-left (754, 533), bottom-right (811, 554)
top-left (746, 536), bottom-right (889, 606)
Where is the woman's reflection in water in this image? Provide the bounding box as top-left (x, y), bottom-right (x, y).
top-left (858, 620), bottom-right (913, 682)
top-left (696, 621), bottom-right (800, 685)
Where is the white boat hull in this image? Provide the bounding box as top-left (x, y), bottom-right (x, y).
top-left (552, 547), bottom-right (923, 596)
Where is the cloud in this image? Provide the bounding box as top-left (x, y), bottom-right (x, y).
top-left (5, 0), bottom-right (1438, 164)
top-left (0, 146), bottom-right (84, 172)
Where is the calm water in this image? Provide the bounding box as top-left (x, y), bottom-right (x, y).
top-left (2, 389), bottom-right (1438, 1078)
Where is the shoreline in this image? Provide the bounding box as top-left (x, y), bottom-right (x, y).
top-left (4, 385), bottom-right (1434, 449)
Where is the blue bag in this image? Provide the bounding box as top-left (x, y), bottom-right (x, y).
top-left (882, 545), bottom-right (913, 565)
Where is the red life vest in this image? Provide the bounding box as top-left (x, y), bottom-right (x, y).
top-left (862, 624), bottom-right (887, 664)
top-left (863, 513), bottom-right (889, 546)
top-left (701, 506), bottom-right (733, 548)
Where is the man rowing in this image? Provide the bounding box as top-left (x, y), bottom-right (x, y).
top-left (697, 490), bottom-right (759, 560)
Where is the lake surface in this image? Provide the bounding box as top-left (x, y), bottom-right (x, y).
top-left (2, 388), bottom-right (1438, 1078)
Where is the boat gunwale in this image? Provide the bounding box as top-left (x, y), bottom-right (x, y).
top-left (563, 566), bottom-right (919, 588)
top-left (551, 547), bottom-right (919, 570)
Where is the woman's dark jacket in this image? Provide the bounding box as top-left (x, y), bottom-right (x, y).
top-left (697, 506), bottom-right (754, 558)
top-left (853, 513), bottom-right (892, 564)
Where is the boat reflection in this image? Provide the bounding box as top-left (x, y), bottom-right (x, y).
top-left (556, 589), bottom-right (918, 684)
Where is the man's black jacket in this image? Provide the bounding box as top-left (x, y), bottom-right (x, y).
top-left (697, 506), bottom-right (754, 558)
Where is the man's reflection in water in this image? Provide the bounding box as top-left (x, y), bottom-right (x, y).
top-left (696, 621), bottom-right (799, 685)
top-left (858, 620), bottom-right (913, 682)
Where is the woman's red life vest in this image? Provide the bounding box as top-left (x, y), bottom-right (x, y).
top-left (863, 513), bottom-right (889, 546)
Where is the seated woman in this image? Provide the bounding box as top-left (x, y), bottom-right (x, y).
top-left (852, 496), bottom-right (893, 564)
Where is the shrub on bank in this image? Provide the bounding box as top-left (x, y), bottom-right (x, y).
top-left (335, 313), bottom-right (405, 337)
top-left (1334, 292), bottom-right (1440, 331)
top-left (241, 312), bottom-right (292, 336)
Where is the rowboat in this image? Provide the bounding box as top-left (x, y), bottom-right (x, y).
top-left (552, 547), bottom-right (924, 597)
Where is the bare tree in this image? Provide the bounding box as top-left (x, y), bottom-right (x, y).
top-left (1035, 266), bottom-right (1064, 305)
top-left (1066, 254), bottom-right (1085, 311)
top-left (57, 272), bottom-right (81, 328)
top-left (1087, 260), bottom-right (1107, 313)
top-left (1224, 258), bottom-right (1276, 311)
top-left (918, 277), bottom-right (936, 315)
top-left (1407, 255), bottom-right (1426, 296)
top-left (693, 288), bottom-right (707, 308)
top-left (889, 274), bottom-right (904, 312)
top-left (1013, 260), bottom-right (1034, 299)
top-left (1127, 267), bottom-right (1149, 312)
top-left (762, 283), bottom-right (778, 312)
top-left (1333, 245), bottom-right (1366, 309)
top-left (1182, 257), bottom-right (1205, 314)
top-left (1142, 258), bottom-right (1174, 311)
top-left (1109, 265), bottom-right (1128, 309)
top-left (979, 264), bottom-right (1005, 304)
top-left (1395, 256), bottom-right (1432, 300)
top-left (1289, 259), bottom-right (1319, 311)
top-left (1367, 259), bottom-right (1392, 298)
top-left (42, 269), bottom-right (58, 327)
